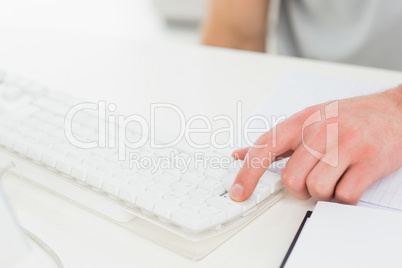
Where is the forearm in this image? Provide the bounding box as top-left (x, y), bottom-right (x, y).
top-left (202, 0), bottom-right (270, 52)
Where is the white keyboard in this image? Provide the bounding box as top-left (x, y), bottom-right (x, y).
top-left (0, 70), bottom-right (285, 240)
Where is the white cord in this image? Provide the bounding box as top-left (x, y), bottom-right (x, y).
top-left (23, 228), bottom-right (64, 268)
top-left (0, 162), bottom-right (64, 268)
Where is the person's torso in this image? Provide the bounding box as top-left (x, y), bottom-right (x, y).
top-left (277, 0), bottom-right (402, 71)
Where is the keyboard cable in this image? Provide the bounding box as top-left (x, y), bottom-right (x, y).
top-left (0, 162), bottom-right (64, 268)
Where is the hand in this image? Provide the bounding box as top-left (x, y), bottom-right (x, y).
top-left (230, 86), bottom-right (402, 204)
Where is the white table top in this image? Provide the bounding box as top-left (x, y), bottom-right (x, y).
top-left (1, 29), bottom-right (401, 268)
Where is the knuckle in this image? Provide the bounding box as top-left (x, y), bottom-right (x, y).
top-left (254, 132), bottom-right (272, 148)
top-left (306, 175), bottom-right (333, 201)
top-left (335, 188), bottom-right (359, 204)
top-left (300, 105), bottom-right (320, 117)
top-left (281, 170), bottom-right (305, 194)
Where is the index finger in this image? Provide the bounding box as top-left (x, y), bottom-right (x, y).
top-left (229, 119), bottom-right (301, 201)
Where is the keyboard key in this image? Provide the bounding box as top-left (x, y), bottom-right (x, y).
top-left (64, 151), bottom-right (84, 162)
top-left (98, 161), bottom-right (120, 173)
top-left (205, 168), bottom-right (229, 181)
top-left (102, 178), bottom-right (128, 196)
top-left (22, 117), bottom-right (43, 130)
top-left (13, 104), bottom-right (39, 118)
top-left (199, 206), bottom-right (227, 225)
top-left (96, 165), bottom-right (114, 177)
top-left (198, 179), bottom-right (225, 196)
top-left (154, 148), bottom-right (178, 158)
top-left (38, 122), bottom-right (56, 133)
top-left (182, 173), bottom-right (206, 186)
top-left (153, 201), bottom-right (180, 220)
top-left (171, 181), bottom-right (197, 193)
top-left (24, 83), bottom-right (47, 97)
top-left (33, 97), bottom-right (71, 116)
top-left (222, 193), bottom-right (256, 213)
top-left (259, 172), bottom-right (283, 193)
top-left (146, 183), bottom-right (171, 196)
top-left (128, 176), bottom-right (154, 191)
top-left (12, 139), bottom-right (31, 155)
top-left (32, 109), bottom-right (53, 122)
top-left (181, 170), bottom-right (203, 180)
top-left (118, 186), bottom-right (142, 204)
top-left (47, 91), bottom-right (74, 104)
top-left (26, 143), bottom-right (49, 161)
top-left (41, 151), bottom-right (58, 168)
top-left (207, 196), bottom-right (242, 218)
top-left (40, 136), bottom-right (61, 149)
top-left (86, 172), bottom-right (107, 189)
top-left (55, 157), bottom-right (77, 175)
top-left (120, 158), bottom-right (137, 171)
top-left (171, 209), bottom-right (211, 231)
top-left (0, 70), bottom-right (5, 83)
top-left (221, 173), bottom-right (236, 192)
top-left (153, 173), bottom-right (180, 186)
top-left (0, 125), bottom-right (7, 134)
top-left (71, 164), bottom-right (92, 182)
top-left (53, 144), bottom-right (73, 156)
top-left (164, 168), bottom-right (183, 178)
top-left (188, 188), bottom-right (213, 201)
top-left (252, 183), bottom-right (272, 204)
top-left (164, 191), bottom-right (189, 205)
top-left (0, 116), bottom-right (19, 130)
top-left (180, 198), bottom-right (207, 212)
top-left (12, 76), bottom-right (31, 89)
top-left (13, 125), bottom-right (33, 136)
top-left (141, 168), bottom-right (165, 178)
top-left (46, 114), bottom-right (63, 126)
top-left (82, 156), bottom-right (104, 169)
top-left (1, 84), bottom-right (21, 101)
top-left (113, 170), bottom-right (133, 180)
top-left (136, 192), bottom-right (163, 211)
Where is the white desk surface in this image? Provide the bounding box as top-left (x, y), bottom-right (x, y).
top-left (0, 29), bottom-right (401, 268)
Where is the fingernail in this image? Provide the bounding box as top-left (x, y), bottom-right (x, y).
top-left (230, 184), bottom-right (244, 200)
top-left (232, 151), bottom-right (239, 160)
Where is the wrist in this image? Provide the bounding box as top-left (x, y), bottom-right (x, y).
top-left (396, 84), bottom-right (402, 103)
top-left (382, 85), bottom-right (402, 153)
top-left (381, 85), bottom-right (402, 112)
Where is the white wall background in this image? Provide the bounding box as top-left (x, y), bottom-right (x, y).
top-left (0, 0), bottom-right (204, 44)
